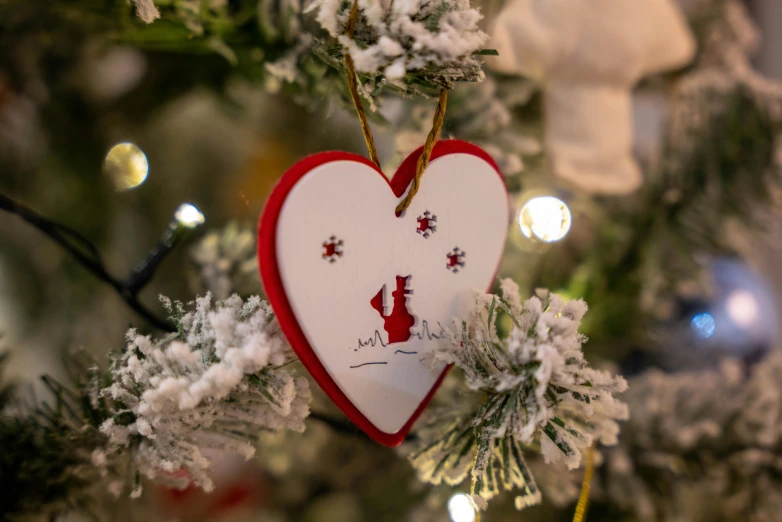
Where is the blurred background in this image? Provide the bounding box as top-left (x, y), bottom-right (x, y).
top-left (0, 0), bottom-right (781, 521)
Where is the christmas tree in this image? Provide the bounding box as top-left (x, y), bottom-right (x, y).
top-left (0, 0), bottom-right (780, 521)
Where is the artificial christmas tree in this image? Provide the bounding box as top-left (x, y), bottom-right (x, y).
top-left (0, 0), bottom-right (780, 521)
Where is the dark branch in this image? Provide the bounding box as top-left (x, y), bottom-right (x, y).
top-left (308, 410), bottom-right (417, 442)
top-left (308, 410), bottom-right (362, 437)
top-left (0, 192), bottom-right (173, 331)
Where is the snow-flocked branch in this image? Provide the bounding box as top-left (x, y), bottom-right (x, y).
top-left (310, 0), bottom-right (487, 85)
top-left (100, 294), bottom-right (311, 495)
top-left (408, 280), bottom-right (628, 511)
top-left (129, 0), bottom-right (490, 98)
top-left (601, 352), bottom-right (782, 522)
top-left (0, 293), bottom-right (311, 519)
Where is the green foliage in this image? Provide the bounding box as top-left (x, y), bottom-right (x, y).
top-left (409, 412), bottom-right (542, 510)
top-left (1, 0), bottom-right (487, 107)
top-left (0, 291), bottom-right (310, 521)
top-left (408, 284), bottom-right (627, 511)
top-left (0, 353), bottom-right (111, 521)
top-left (663, 85), bottom-right (780, 240)
top-left (538, 81), bottom-right (781, 358)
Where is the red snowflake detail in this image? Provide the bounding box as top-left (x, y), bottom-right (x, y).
top-left (416, 211), bottom-right (437, 238)
top-left (446, 247), bottom-right (465, 273)
top-left (322, 236), bottom-right (344, 263)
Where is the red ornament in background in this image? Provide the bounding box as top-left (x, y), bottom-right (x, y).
top-left (155, 451), bottom-right (268, 521)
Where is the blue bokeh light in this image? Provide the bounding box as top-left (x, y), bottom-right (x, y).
top-left (691, 313), bottom-right (716, 339)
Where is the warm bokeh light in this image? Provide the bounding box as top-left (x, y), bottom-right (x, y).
top-left (726, 289), bottom-right (759, 329)
top-left (447, 493), bottom-right (476, 522)
top-left (174, 203), bottom-right (205, 229)
top-left (518, 196), bottom-right (572, 243)
top-left (103, 142), bottom-right (149, 191)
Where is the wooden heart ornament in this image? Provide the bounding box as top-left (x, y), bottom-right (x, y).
top-left (258, 140), bottom-right (509, 446)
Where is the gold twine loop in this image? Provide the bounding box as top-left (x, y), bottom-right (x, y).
top-left (573, 445), bottom-right (595, 522)
top-left (344, 0), bottom-right (381, 168)
top-left (342, 0), bottom-right (448, 215)
top-left (395, 88), bottom-right (447, 215)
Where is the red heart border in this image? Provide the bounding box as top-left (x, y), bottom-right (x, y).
top-left (258, 140), bottom-right (506, 446)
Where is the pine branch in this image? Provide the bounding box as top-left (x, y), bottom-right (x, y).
top-left (0, 351), bottom-right (112, 520)
top-left (408, 280), bottom-right (628, 511)
top-left (600, 352), bottom-right (782, 521)
top-left (0, 294), bottom-right (312, 519)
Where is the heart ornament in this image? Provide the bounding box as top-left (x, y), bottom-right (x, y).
top-left (258, 140), bottom-right (509, 446)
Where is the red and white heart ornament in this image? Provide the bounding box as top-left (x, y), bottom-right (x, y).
top-left (258, 140), bottom-right (509, 446)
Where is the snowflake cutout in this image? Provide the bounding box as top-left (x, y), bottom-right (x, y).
top-left (322, 236), bottom-right (344, 263)
top-left (446, 247), bottom-right (465, 273)
top-left (416, 211), bottom-right (437, 238)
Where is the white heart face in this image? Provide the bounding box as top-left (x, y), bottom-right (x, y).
top-left (268, 148), bottom-right (509, 438)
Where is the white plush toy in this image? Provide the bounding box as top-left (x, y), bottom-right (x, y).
top-left (489, 0), bottom-right (696, 194)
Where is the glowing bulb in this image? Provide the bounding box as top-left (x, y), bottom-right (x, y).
top-left (103, 142), bottom-right (148, 191)
top-left (518, 196), bottom-right (572, 243)
top-left (691, 313), bottom-right (716, 339)
top-left (447, 494), bottom-right (476, 522)
top-left (175, 203), bottom-right (205, 229)
top-left (726, 290), bottom-right (759, 329)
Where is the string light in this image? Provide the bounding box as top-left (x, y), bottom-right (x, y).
top-left (125, 203), bottom-right (205, 294)
top-left (518, 196), bottom-right (572, 243)
top-left (103, 143), bottom-right (149, 191)
top-left (175, 203), bottom-right (205, 229)
top-left (447, 494), bottom-right (476, 522)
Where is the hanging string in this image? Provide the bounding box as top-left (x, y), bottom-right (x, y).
top-left (572, 446), bottom-right (596, 522)
top-left (395, 87), bottom-right (447, 214)
top-left (343, 0), bottom-right (381, 168)
top-left (342, 0), bottom-right (448, 214)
